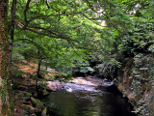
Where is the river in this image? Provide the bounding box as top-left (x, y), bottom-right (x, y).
top-left (42, 79), bottom-right (136, 116)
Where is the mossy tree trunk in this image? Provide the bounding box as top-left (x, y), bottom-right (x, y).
top-left (0, 0), bottom-right (14, 115)
top-left (9, 0), bottom-right (16, 66)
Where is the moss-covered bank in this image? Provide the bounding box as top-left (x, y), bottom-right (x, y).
top-left (117, 54), bottom-right (154, 116)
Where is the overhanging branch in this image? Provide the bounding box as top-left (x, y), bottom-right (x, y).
top-left (14, 19), bottom-right (79, 43)
top-left (23, 0), bottom-right (32, 29)
top-left (28, 11), bottom-right (82, 24)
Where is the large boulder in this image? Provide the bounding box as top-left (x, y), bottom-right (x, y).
top-left (46, 80), bottom-right (61, 91)
top-left (20, 104), bottom-right (37, 114)
top-left (69, 77), bottom-right (97, 86)
top-left (85, 76), bottom-right (104, 86)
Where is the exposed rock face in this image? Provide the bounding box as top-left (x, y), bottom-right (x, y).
top-left (70, 77), bottom-right (97, 86)
top-left (117, 56), bottom-right (154, 116)
top-left (70, 77), bottom-right (104, 86)
top-left (46, 80), bottom-right (61, 91)
top-left (85, 77), bottom-right (104, 86)
top-left (46, 77), bottom-right (112, 92)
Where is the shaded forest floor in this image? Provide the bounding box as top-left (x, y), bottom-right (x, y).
top-left (12, 60), bottom-right (58, 116)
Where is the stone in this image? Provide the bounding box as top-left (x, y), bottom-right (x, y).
top-left (20, 104), bottom-right (37, 113)
top-left (70, 77), bottom-right (97, 86)
top-left (31, 97), bottom-right (44, 110)
top-left (85, 77), bottom-right (104, 85)
top-left (42, 90), bottom-right (49, 96)
top-left (41, 107), bottom-right (47, 116)
top-left (46, 80), bottom-right (61, 91)
top-left (139, 68), bottom-right (148, 70)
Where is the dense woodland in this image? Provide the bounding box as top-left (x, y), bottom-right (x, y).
top-left (0, 0), bottom-right (154, 116)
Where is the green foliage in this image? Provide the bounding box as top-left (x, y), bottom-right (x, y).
top-left (124, 54), bottom-right (154, 115)
top-left (80, 66), bottom-right (94, 74)
top-left (11, 66), bottom-right (32, 78)
top-left (95, 58), bottom-right (120, 78)
top-left (18, 91), bottom-right (32, 101)
top-left (117, 1), bottom-right (154, 57)
top-left (73, 60), bottom-right (95, 74)
top-left (12, 52), bottom-right (24, 61)
top-left (31, 97), bottom-right (44, 109)
top-left (57, 72), bottom-right (72, 79)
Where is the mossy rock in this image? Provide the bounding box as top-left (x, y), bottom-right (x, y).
top-left (31, 97), bottom-right (37, 107)
top-left (31, 97), bottom-right (44, 109)
top-left (37, 82), bottom-right (46, 89)
top-left (23, 91), bottom-right (32, 98)
top-left (42, 90), bottom-right (49, 96)
top-left (16, 91), bottom-right (32, 101)
top-left (41, 107), bottom-right (47, 116)
top-left (20, 104), bottom-right (37, 113)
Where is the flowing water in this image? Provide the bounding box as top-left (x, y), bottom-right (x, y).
top-left (42, 80), bottom-right (137, 116)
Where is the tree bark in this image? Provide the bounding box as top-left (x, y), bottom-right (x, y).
top-left (0, 0), bottom-right (14, 115)
top-left (36, 49), bottom-right (42, 91)
top-left (9, 0), bottom-right (17, 66)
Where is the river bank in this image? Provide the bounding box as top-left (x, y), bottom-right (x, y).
top-left (116, 55), bottom-right (154, 116)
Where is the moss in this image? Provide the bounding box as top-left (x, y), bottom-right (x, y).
top-left (31, 97), bottom-right (37, 107)
top-left (20, 104), bottom-right (37, 113)
top-left (18, 91), bottom-right (32, 98)
top-left (42, 90), bottom-right (49, 96)
top-left (41, 107), bottom-right (47, 116)
top-left (31, 97), bottom-right (44, 109)
top-left (24, 92), bottom-right (32, 98)
top-left (117, 55), bottom-right (154, 115)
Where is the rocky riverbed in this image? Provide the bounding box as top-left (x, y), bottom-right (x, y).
top-left (46, 76), bottom-right (114, 92)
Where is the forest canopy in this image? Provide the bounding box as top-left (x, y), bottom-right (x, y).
top-left (9, 0), bottom-right (153, 69)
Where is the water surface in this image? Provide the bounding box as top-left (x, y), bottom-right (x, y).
top-left (43, 84), bottom-right (136, 116)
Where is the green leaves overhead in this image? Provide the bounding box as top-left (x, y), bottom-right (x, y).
top-left (9, 0), bottom-right (154, 71)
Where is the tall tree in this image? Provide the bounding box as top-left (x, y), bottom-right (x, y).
top-left (0, 0), bottom-right (14, 115)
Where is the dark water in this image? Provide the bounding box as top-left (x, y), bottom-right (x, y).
top-left (42, 85), bottom-right (136, 116)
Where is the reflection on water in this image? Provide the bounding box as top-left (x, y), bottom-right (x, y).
top-left (42, 86), bottom-right (136, 116)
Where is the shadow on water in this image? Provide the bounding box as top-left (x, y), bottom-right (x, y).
top-left (42, 84), bottom-right (137, 116)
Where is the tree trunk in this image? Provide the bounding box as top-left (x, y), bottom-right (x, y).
top-left (36, 49), bottom-right (42, 91)
top-left (9, 0), bottom-right (17, 66)
top-left (0, 0), bottom-right (14, 115)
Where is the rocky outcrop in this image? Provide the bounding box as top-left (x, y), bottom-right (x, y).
top-left (69, 77), bottom-right (97, 86)
top-left (85, 77), bottom-right (104, 86)
top-left (117, 55), bottom-right (154, 116)
top-left (69, 77), bottom-right (105, 86)
top-left (20, 104), bottom-right (37, 114)
top-left (46, 80), bottom-right (61, 91)
top-left (31, 97), bottom-right (44, 110)
top-left (46, 77), bottom-right (113, 92)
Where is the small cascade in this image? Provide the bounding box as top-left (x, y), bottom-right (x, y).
top-left (102, 78), bottom-right (114, 87)
top-left (61, 78), bottom-right (114, 92)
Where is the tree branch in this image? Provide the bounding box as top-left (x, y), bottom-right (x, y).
top-left (27, 26), bottom-right (80, 43)
top-left (13, 19), bottom-right (79, 43)
top-left (28, 11), bottom-right (82, 24)
top-left (23, 0), bottom-right (31, 29)
top-left (30, 26), bottom-right (59, 36)
top-left (45, 0), bottom-right (50, 9)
